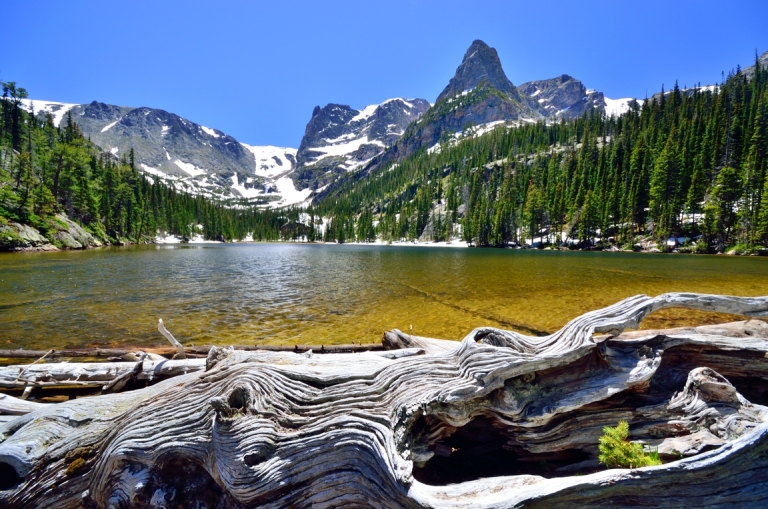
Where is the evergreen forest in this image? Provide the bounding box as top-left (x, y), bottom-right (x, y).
top-left (316, 56), bottom-right (768, 253)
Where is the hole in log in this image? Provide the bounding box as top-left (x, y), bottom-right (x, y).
top-left (227, 386), bottom-right (250, 411)
top-left (244, 443), bottom-right (276, 467)
top-left (412, 416), bottom-right (593, 485)
top-left (136, 457), bottom-right (236, 509)
top-left (0, 462), bottom-right (22, 490)
top-left (651, 345), bottom-right (768, 406)
top-left (721, 376), bottom-right (768, 406)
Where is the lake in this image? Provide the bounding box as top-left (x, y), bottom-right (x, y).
top-left (1, 243), bottom-right (767, 351)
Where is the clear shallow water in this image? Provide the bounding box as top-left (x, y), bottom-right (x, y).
top-left (1, 244), bottom-right (767, 350)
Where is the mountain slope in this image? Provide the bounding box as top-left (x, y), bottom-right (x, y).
top-left (20, 99), bottom-right (305, 206)
top-left (313, 51), bottom-right (767, 253)
top-left (293, 98), bottom-right (430, 189)
top-left (517, 74), bottom-right (640, 119)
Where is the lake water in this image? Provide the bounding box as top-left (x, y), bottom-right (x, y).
top-left (1, 243), bottom-right (768, 351)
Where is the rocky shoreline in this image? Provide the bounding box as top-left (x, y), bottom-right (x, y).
top-left (2, 216), bottom-right (766, 256)
top-left (0, 214), bottom-right (106, 252)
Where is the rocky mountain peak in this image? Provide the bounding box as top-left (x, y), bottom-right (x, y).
top-left (436, 40), bottom-right (519, 103)
top-left (517, 74), bottom-right (600, 118)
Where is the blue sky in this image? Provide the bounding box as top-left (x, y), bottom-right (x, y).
top-left (3, 0), bottom-right (767, 147)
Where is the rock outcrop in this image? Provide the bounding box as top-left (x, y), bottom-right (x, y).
top-left (0, 214), bottom-right (104, 252)
top-left (517, 74), bottom-right (606, 119)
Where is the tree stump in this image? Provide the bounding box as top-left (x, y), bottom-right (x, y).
top-left (1, 293), bottom-right (767, 508)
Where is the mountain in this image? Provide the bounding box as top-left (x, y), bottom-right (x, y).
top-left (20, 99), bottom-right (304, 206)
top-left (313, 47), bottom-right (768, 254)
top-left (348, 40), bottom-right (541, 178)
top-left (517, 75), bottom-right (597, 118)
top-left (334, 40), bottom-right (641, 183)
top-left (293, 98), bottom-right (430, 189)
top-left (436, 40), bottom-right (525, 103)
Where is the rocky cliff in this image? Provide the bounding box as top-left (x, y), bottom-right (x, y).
top-left (293, 98), bottom-right (430, 189)
top-left (517, 74), bottom-right (606, 119)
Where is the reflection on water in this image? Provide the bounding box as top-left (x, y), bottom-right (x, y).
top-left (1, 244), bottom-right (767, 350)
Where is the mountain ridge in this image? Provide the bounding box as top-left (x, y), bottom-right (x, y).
top-left (22, 42), bottom-right (765, 210)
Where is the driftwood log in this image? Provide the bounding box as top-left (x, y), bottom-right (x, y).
top-left (1, 293), bottom-right (768, 508)
top-left (0, 343), bottom-right (383, 361)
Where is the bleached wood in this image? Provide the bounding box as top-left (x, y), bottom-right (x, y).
top-left (0, 358), bottom-right (205, 390)
top-left (157, 319), bottom-right (186, 359)
top-left (0, 292), bottom-right (766, 508)
top-left (0, 395), bottom-right (44, 415)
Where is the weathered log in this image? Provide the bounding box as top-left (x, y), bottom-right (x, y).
top-left (0, 395), bottom-right (44, 416)
top-left (0, 358), bottom-right (206, 390)
top-left (0, 292), bottom-right (767, 508)
top-left (0, 343), bottom-right (383, 360)
top-left (382, 329), bottom-right (459, 354)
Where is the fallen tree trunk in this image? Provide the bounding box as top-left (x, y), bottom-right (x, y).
top-left (1, 292), bottom-right (767, 508)
top-left (0, 342), bottom-right (383, 361)
top-left (0, 358), bottom-right (206, 390)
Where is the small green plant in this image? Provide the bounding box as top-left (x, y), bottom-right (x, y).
top-left (598, 421), bottom-right (662, 469)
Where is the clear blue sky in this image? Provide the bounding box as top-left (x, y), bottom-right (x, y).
top-left (3, 0), bottom-right (767, 147)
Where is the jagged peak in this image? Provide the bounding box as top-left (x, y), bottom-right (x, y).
top-left (436, 40), bottom-right (518, 103)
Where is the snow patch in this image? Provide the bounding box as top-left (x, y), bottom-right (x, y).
top-left (140, 164), bottom-right (164, 177)
top-left (273, 177), bottom-right (312, 206)
top-left (200, 125), bottom-right (220, 138)
top-left (110, 147), bottom-right (119, 156)
top-left (101, 120), bottom-right (120, 132)
top-left (173, 159), bottom-right (206, 177)
top-left (155, 232), bottom-right (182, 244)
top-left (350, 104), bottom-right (379, 123)
top-left (230, 173), bottom-right (264, 199)
top-left (603, 97), bottom-right (636, 117)
top-left (188, 234), bottom-right (222, 244)
top-left (17, 99), bottom-right (78, 127)
top-left (161, 125), bottom-right (170, 136)
top-left (240, 144), bottom-right (297, 178)
top-left (307, 136), bottom-right (379, 162)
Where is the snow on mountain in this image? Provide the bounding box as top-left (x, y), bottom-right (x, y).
top-left (19, 98), bottom-right (308, 206)
top-left (294, 98), bottom-right (430, 189)
top-left (604, 97), bottom-right (640, 117)
top-left (233, 144), bottom-right (311, 206)
top-left (240, 144), bottom-right (297, 178)
top-left (18, 99), bottom-right (78, 127)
